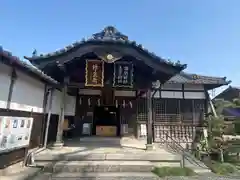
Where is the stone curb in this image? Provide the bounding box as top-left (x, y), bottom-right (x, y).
top-left (1, 167), bottom-right (43, 180)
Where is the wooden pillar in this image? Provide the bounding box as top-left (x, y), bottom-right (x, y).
top-left (54, 77), bottom-right (68, 147)
top-left (43, 88), bottom-right (54, 148)
top-left (146, 89), bottom-right (153, 150)
top-left (7, 68), bottom-right (17, 109)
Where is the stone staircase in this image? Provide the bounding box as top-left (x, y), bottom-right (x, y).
top-left (31, 137), bottom-right (210, 179)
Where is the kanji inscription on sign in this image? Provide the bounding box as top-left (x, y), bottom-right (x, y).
top-left (85, 60), bottom-right (104, 87)
top-left (113, 62), bottom-right (133, 87)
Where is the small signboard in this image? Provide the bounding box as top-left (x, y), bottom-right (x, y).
top-left (0, 116), bottom-right (33, 153)
top-left (82, 123), bottom-right (91, 135)
top-left (85, 60), bottom-right (104, 87)
top-left (113, 61), bottom-right (133, 88)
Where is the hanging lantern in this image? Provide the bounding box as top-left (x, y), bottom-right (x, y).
top-left (88, 98), bottom-right (91, 106)
top-left (115, 99), bottom-right (118, 108)
top-left (79, 97), bottom-right (82, 105)
top-left (129, 101), bottom-right (132, 108)
top-left (97, 98), bottom-right (101, 106)
top-left (123, 100), bottom-right (126, 108)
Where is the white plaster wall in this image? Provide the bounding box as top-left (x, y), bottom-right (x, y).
top-left (65, 95), bottom-right (76, 116)
top-left (161, 91), bottom-right (183, 98)
top-left (161, 83), bottom-right (182, 90)
top-left (184, 92), bottom-right (205, 99)
top-left (0, 63), bottom-right (11, 109)
top-left (51, 90), bottom-right (76, 116)
top-left (51, 90), bottom-right (61, 115)
top-left (184, 84), bottom-right (204, 91)
top-left (10, 70), bottom-right (45, 113)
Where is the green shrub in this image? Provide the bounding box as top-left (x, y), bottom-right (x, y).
top-left (152, 166), bottom-right (196, 177)
top-left (210, 162), bottom-right (237, 175)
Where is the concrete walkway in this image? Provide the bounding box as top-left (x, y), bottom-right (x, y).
top-left (0, 162), bottom-right (42, 180)
top-left (0, 137), bottom-right (238, 180)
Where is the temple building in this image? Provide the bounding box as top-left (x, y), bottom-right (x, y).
top-left (24, 26), bottom-right (230, 148)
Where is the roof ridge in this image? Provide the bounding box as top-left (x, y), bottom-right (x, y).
top-left (24, 26), bottom-right (186, 68)
top-left (182, 72), bottom-right (227, 80)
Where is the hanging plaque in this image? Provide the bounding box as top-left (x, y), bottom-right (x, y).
top-left (85, 60), bottom-right (104, 87)
top-left (113, 62), bottom-right (133, 87)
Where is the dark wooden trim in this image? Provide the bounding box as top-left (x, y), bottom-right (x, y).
top-left (7, 68), bottom-right (17, 109)
top-left (182, 84), bottom-right (185, 99)
top-left (43, 88), bottom-right (54, 147)
top-left (35, 43), bottom-right (181, 75)
top-left (159, 89), bottom-right (205, 92)
top-left (146, 89), bottom-right (153, 145)
top-left (75, 88), bottom-right (79, 116)
top-left (203, 87), bottom-right (210, 115)
top-left (56, 76), bottom-right (69, 143)
top-left (39, 84), bottom-right (50, 147)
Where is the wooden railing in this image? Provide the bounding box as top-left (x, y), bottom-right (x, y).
top-left (153, 123), bottom-right (199, 150)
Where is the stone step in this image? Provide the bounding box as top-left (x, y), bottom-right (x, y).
top-left (42, 161), bottom-right (158, 173)
top-left (34, 152), bottom-right (180, 162)
top-left (33, 172), bottom-right (160, 180)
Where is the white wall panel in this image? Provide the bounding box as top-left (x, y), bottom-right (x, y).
top-left (184, 84), bottom-right (204, 91)
top-left (65, 95), bottom-right (76, 116)
top-left (161, 91), bottom-right (183, 99)
top-left (161, 83), bottom-right (182, 90)
top-left (52, 90), bottom-right (61, 115)
top-left (10, 70), bottom-right (45, 113)
top-left (184, 92), bottom-right (205, 99)
top-left (0, 63), bottom-right (11, 109)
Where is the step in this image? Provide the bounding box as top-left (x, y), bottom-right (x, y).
top-left (43, 161), bottom-right (157, 173)
top-left (35, 152), bottom-right (180, 162)
top-left (33, 172), bottom-right (160, 180)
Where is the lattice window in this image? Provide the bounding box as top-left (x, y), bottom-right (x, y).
top-left (153, 99), bottom-right (181, 122)
top-left (193, 99), bottom-right (205, 125)
top-left (180, 99), bottom-right (193, 123)
top-left (153, 99), bottom-right (165, 122)
top-left (136, 98), bottom-right (147, 122)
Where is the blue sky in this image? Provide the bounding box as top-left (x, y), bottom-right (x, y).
top-left (1, 0), bottom-right (239, 95)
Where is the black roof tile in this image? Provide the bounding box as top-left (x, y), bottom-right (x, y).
top-left (24, 26), bottom-right (186, 69)
top-left (0, 46), bottom-right (58, 85)
top-left (167, 72), bottom-right (230, 85)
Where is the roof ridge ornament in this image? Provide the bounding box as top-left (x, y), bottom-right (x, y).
top-left (91, 26), bottom-right (128, 41)
top-left (32, 49), bottom-right (38, 57)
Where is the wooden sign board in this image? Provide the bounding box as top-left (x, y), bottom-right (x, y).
top-left (85, 60), bottom-right (104, 87)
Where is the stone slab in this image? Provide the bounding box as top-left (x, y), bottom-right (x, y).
top-left (52, 161), bottom-right (155, 173)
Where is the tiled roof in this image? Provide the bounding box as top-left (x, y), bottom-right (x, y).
top-left (167, 72), bottom-right (230, 85)
top-left (230, 86), bottom-right (240, 90)
top-left (24, 26), bottom-right (186, 69)
top-left (0, 46), bottom-right (58, 85)
top-left (223, 108), bottom-right (240, 117)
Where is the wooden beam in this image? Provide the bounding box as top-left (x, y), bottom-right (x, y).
top-left (55, 76), bottom-right (69, 146)
top-left (146, 88), bottom-right (153, 149)
top-left (7, 68), bottom-right (17, 109)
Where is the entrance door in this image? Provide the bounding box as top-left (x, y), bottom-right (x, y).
top-left (92, 106), bottom-right (120, 136)
top-left (102, 88), bottom-right (114, 105)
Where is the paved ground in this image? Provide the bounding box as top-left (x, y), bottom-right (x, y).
top-left (30, 172), bottom-right (240, 180)
top-left (2, 137), bottom-right (239, 180)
